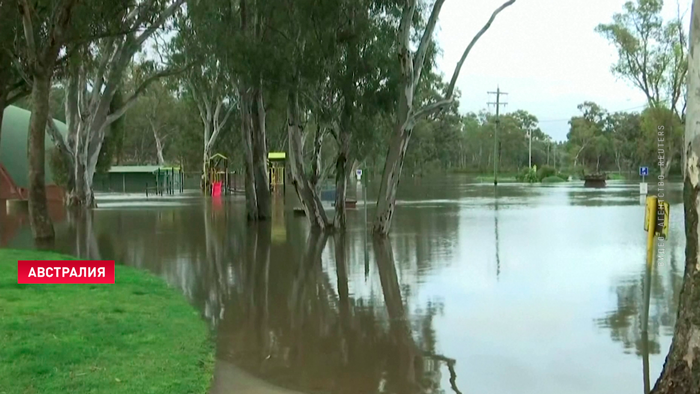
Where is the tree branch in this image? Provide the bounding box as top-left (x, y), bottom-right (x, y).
top-left (445, 0), bottom-right (516, 99)
top-left (413, 0), bottom-right (446, 84)
top-left (18, 0), bottom-right (37, 69)
top-left (105, 63), bottom-right (191, 126)
top-left (411, 98), bottom-right (454, 124)
top-left (46, 118), bottom-right (74, 157)
top-left (6, 80), bottom-right (29, 105)
top-left (134, 0), bottom-right (186, 48)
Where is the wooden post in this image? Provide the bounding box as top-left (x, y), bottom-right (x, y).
top-left (122, 173), bottom-right (125, 193)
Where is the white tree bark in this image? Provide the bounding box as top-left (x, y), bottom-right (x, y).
top-left (189, 73), bottom-right (234, 187)
top-left (373, 0), bottom-right (516, 235)
top-left (52, 0), bottom-right (186, 207)
top-left (287, 88), bottom-right (330, 229)
top-left (650, 2), bottom-right (700, 392)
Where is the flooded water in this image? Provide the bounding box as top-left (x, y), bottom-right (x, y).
top-left (1, 176), bottom-right (685, 394)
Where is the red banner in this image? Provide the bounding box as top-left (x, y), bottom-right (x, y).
top-left (17, 260), bottom-right (115, 284)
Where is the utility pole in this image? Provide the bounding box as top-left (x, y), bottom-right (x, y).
top-left (488, 87), bottom-right (508, 185)
top-left (528, 130), bottom-right (532, 169)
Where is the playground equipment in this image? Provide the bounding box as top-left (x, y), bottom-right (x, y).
top-left (204, 153), bottom-right (230, 196)
top-left (268, 152), bottom-right (286, 193)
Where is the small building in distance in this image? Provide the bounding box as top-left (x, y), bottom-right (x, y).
top-left (0, 105), bottom-right (67, 202)
top-left (94, 165), bottom-right (183, 194)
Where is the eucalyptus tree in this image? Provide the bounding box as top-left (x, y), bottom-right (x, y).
top-left (649, 2), bottom-right (700, 390)
top-left (185, 0), bottom-right (272, 220)
top-left (596, 0), bottom-right (688, 177)
top-left (373, 0), bottom-right (517, 236)
top-left (248, 0), bottom-right (397, 229)
top-left (16, 0), bottom-right (83, 239)
top-left (169, 14), bottom-right (235, 188)
top-left (43, 0), bottom-right (187, 208)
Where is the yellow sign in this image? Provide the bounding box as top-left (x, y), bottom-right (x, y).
top-left (655, 200), bottom-right (670, 238)
top-left (644, 196), bottom-right (657, 232)
top-left (644, 195), bottom-right (669, 237)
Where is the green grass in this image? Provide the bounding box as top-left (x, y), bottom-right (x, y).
top-left (0, 249), bottom-right (214, 394)
top-left (541, 176), bottom-right (566, 183)
top-left (606, 173), bottom-right (627, 180)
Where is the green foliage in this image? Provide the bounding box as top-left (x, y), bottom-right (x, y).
top-left (516, 166), bottom-right (539, 183)
top-left (537, 165), bottom-right (556, 181)
top-left (0, 249), bottom-right (214, 394)
top-left (595, 0), bottom-right (687, 115)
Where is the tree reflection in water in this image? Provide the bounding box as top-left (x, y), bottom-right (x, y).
top-left (28, 200), bottom-right (461, 393)
top-left (213, 228), bottom-right (459, 394)
top-left (596, 248), bottom-right (683, 356)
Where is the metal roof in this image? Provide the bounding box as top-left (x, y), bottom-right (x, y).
top-left (108, 165), bottom-right (179, 174)
top-left (0, 105), bottom-right (68, 188)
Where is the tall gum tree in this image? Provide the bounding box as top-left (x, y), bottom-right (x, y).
top-left (18, 0), bottom-right (79, 240)
top-left (650, 1), bottom-right (700, 391)
top-left (596, 0), bottom-right (688, 178)
top-left (46, 0), bottom-right (187, 208)
top-left (373, 0), bottom-right (516, 236)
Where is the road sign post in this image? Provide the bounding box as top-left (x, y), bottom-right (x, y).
top-left (639, 166), bottom-right (649, 195)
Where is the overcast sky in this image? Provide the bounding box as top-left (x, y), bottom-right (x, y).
top-left (433, 0), bottom-right (692, 141)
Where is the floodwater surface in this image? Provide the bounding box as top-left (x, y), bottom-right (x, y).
top-left (1, 176), bottom-right (685, 394)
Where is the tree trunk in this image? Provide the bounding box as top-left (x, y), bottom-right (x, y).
top-left (373, 124), bottom-right (412, 236)
top-left (373, 43), bottom-right (414, 236)
top-left (310, 124), bottom-right (324, 188)
top-left (286, 89), bottom-right (329, 228)
top-left (27, 73), bottom-right (55, 240)
top-left (241, 91), bottom-right (258, 220)
top-left (0, 93), bottom-right (5, 150)
top-left (251, 83), bottom-right (270, 220)
top-left (334, 130), bottom-right (351, 229)
top-left (651, 3), bottom-right (700, 391)
top-left (662, 155), bottom-right (673, 180)
top-left (150, 121), bottom-right (165, 165)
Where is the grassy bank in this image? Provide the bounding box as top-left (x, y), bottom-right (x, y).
top-left (0, 249), bottom-right (213, 394)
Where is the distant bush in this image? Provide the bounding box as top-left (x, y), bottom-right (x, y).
top-left (516, 166), bottom-right (538, 183)
top-left (537, 165), bottom-right (556, 181)
top-left (542, 176), bottom-right (566, 183)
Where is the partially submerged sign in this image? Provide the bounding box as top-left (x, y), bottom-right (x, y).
top-left (644, 195), bottom-right (669, 238)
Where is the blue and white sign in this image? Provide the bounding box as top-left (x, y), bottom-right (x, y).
top-left (356, 169), bottom-right (363, 181)
top-left (639, 166), bottom-right (649, 176)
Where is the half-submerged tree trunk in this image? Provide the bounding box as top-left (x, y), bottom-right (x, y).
top-left (373, 0), bottom-right (515, 236)
top-left (651, 2), bottom-right (700, 391)
top-left (251, 82), bottom-right (271, 220)
top-left (334, 127), bottom-right (351, 229)
top-left (20, 0), bottom-right (79, 240)
top-left (240, 86), bottom-right (259, 220)
top-left (287, 88), bottom-right (329, 228)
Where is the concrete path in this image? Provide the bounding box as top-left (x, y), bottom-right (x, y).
top-left (209, 360), bottom-right (307, 394)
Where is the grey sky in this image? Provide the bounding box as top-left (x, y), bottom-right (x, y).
top-left (433, 0), bottom-right (691, 142)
